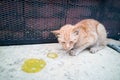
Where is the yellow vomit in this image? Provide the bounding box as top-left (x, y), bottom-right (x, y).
top-left (47, 52), bottom-right (58, 59)
top-left (22, 58), bottom-right (46, 73)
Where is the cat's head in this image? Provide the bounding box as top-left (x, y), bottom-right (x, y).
top-left (51, 24), bottom-right (79, 51)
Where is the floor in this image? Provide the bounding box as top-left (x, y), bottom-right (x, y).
top-left (0, 43), bottom-right (120, 80)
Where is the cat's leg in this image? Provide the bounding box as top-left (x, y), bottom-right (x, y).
top-left (69, 34), bottom-right (99, 56)
top-left (90, 40), bottom-right (106, 53)
top-left (69, 42), bottom-right (93, 56)
top-left (90, 23), bottom-right (107, 53)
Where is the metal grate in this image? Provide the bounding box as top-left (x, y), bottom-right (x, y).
top-left (0, 0), bottom-right (120, 45)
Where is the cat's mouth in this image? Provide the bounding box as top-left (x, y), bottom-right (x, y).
top-left (66, 48), bottom-right (74, 52)
top-left (71, 48), bottom-right (74, 50)
top-left (66, 48), bottom-right (74, 54)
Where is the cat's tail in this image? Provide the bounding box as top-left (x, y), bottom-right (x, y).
top-left (106, 38), bottom-right (120, 46)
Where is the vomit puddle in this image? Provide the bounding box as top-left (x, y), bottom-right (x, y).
top-left (22, 58), bottom-right (46, 73)
top-left (22, 52), bottom-right (58, 73)
top-left (47, 52), bottom-right (58, 59)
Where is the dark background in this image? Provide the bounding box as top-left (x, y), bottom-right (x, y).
top-left (0, 0), bottom-right (120, 46)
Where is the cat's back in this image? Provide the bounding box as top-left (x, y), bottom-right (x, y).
top-left (76, 19), bottom-right (99, 27)
top-left (75, 19), bottom-right (100, 32)
top-left (80, 19), bottom-right (99, 23)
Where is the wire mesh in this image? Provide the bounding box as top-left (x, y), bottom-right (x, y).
top-left (0, 0), bottom-right (120, 45)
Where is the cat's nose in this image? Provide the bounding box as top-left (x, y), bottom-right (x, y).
top-left (64, 44), bottom-right (71, 51)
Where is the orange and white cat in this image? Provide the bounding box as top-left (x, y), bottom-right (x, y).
top-left (51, 19), bottom-right (120, 56)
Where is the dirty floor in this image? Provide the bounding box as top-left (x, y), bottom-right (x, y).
top-left (0, 43), bottom-right (120, 80)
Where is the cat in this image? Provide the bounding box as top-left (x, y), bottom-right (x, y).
top-left (51, 19), bottom-right (120, 56)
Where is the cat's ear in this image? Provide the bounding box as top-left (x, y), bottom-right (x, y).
top-left (73, 30), bottom-right (79, 36)
top-left (51, 30), bottom-right (60, 37)
top-left (72, 26), bottom-right (80, 36)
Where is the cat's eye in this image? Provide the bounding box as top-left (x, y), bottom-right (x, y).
top-left (61, 42), bottom-right (65, 44)
top-left (70, 41), bottom-right (73, 44)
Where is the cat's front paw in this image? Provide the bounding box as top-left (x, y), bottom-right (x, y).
top-left (69, 50), bottom-right (76, 56)
top-left (69, 49), bottom-right (79, 56)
